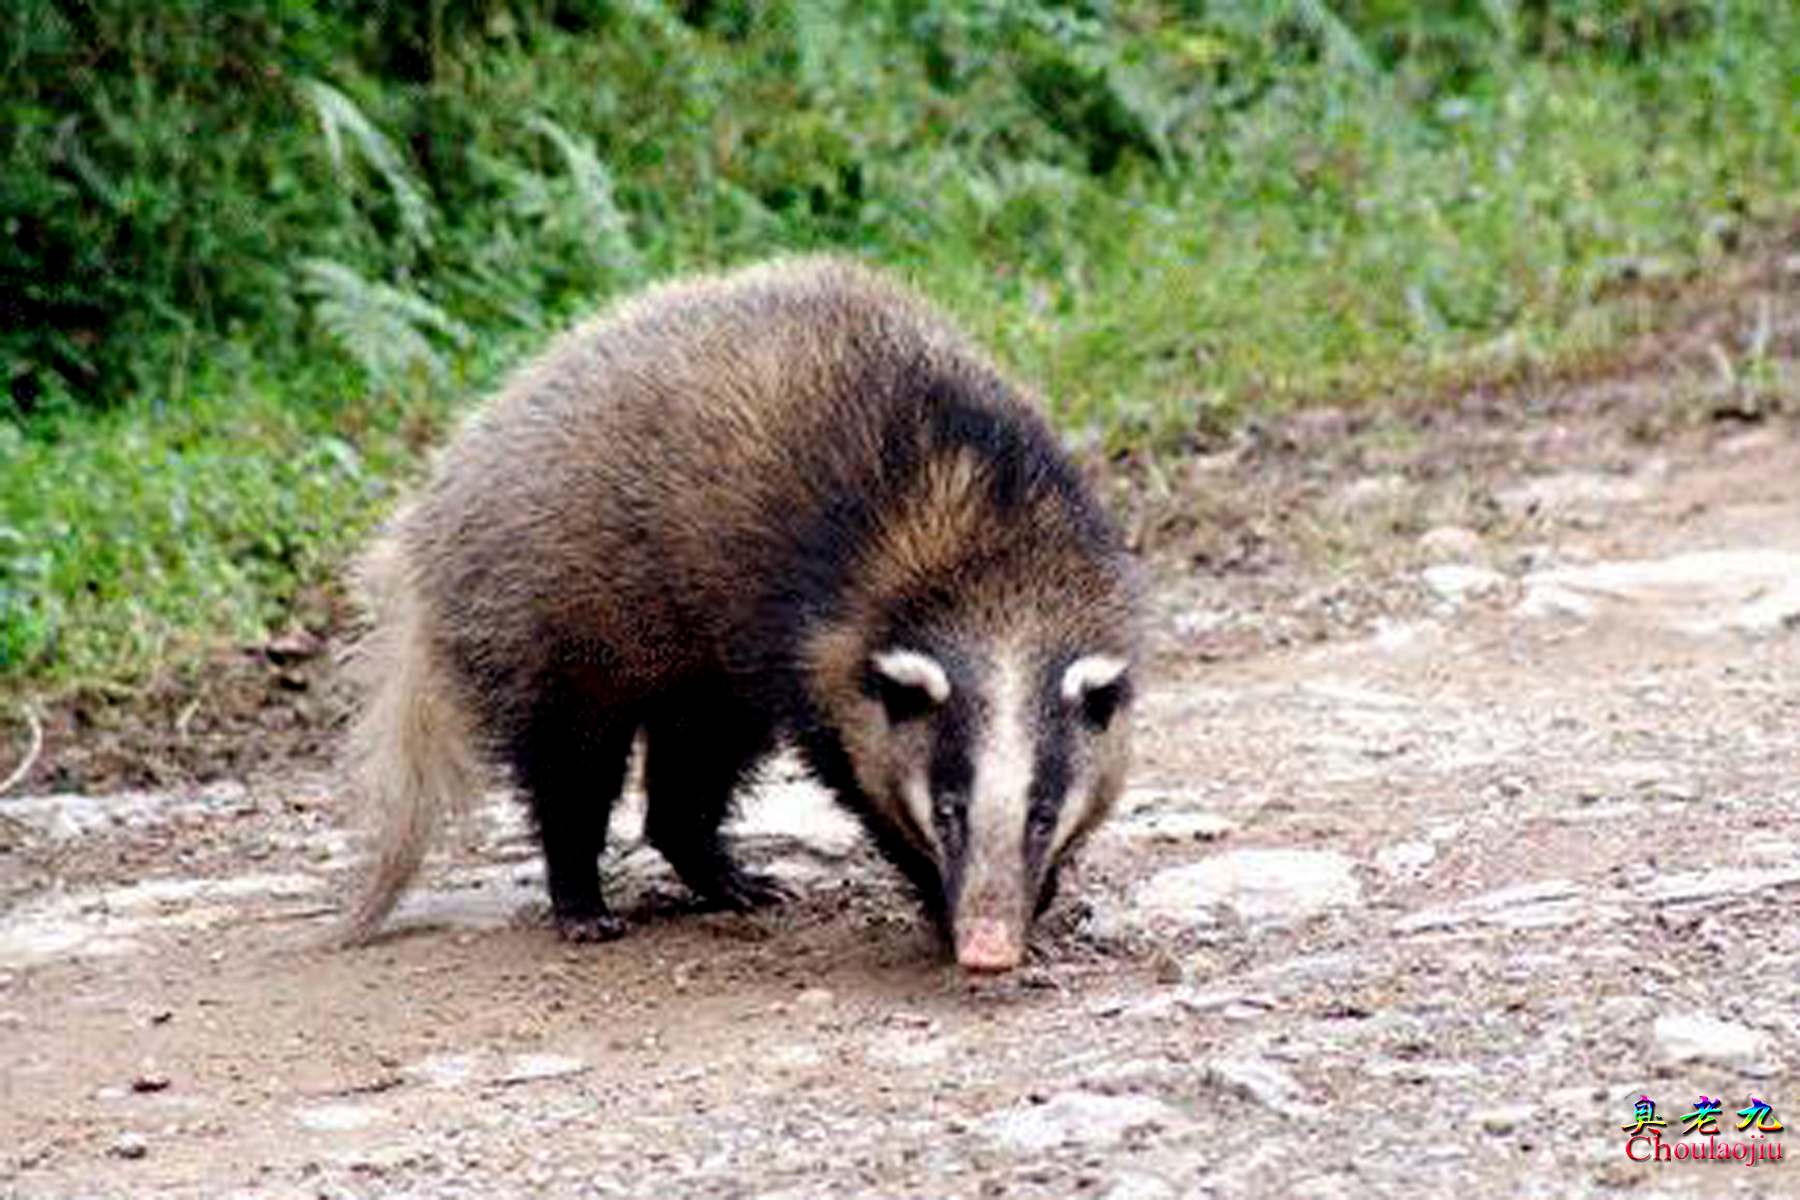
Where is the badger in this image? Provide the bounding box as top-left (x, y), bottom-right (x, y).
top-left (339, 257), bottom-right (1141, 972)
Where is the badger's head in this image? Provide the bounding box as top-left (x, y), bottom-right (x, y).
top-left (811, 625), bottom-right (1136, 972)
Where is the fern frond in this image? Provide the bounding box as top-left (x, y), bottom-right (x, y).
top-left (524, 115), bottom-right (639, 270)
top-left (299, 259), bottom-right (470, 387)
top-left (299, 79), bottom-right (435, 247)
top-left (1288, 0), bottom-right (1376, 76)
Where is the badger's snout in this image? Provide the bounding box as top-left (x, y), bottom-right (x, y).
top-left (954, 915), bottom-right (1025, 972)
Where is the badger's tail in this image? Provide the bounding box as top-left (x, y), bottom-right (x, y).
top-left (335, 527), bottom-right (482, 946)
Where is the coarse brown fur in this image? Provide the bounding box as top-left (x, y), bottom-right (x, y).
top-left (339, 257), bottom-right (1141, 965)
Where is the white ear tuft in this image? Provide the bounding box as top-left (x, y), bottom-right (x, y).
top-left (872, 649), bottom-right (951, 704)
top-left (1061, 654), bottom-right (1129, 704)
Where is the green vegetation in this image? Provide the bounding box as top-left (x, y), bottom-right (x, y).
top-left (3, 1), bottom-right (1796, 690)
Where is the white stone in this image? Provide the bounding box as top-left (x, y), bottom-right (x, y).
top-left (497, 1054), bottom-right (588, 1085)
top-left (1137, 850), bottom-right (1361, 927)
top-left (1515, 583), bottom-right (1598, 620)
top-left (1473, 1105), bottom-right (1534, 1135)
top-left (979, 1090), bottom-right (1185, 1152)
top-left (1521, 550), bottom-right (1800, 635)
top-left (1422, 564), bottom-right (1507, 605)
top-left (1204, 1057), bottom-right (1306, 1110)
top-left (407, 1053), bottom-right (479, 1089)
top-left (1654, 1015), bottom-right (1769, 1068)
top-left (295, 1103), bottom-right (386, 1132)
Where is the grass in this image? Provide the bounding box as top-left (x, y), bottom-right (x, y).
top-left (2, 0), bottom-right (1797, 693)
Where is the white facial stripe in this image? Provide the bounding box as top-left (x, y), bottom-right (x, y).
top-left (1048, 759), bottom-right (1093, 858)
top-left (1060, 654), bottom-right (1129, 704)
top-left (963, 648), bottom-right (1034, 909)
top-left (872, 648), bottom-right (951, 704)
top-left (901, 770), bottom-right (939, 854)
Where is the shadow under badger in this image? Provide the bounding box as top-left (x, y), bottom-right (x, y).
top-left (340, 258), bottom-right (1142, 972)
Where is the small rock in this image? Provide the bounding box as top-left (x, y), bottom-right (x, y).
top-left (1204, 1057), bottom-right (1305, 1110)
top-left (1421, 563), bottom-right (1506, 605)
top-left (131, 1073), bottom-right (171, 1094)
top-left (1417, 525), bottom-right (1482, 563)
top-left (264, 628), bottom-right (324, 663)
top-left (795, 987), bottom-right (835, 1009)
top-left (1515, 583), bottom-right (1598, 620)
top-left (295, 1103), bottom-right (387, 1132)
top-left (1474, 1105), bottom-right (1533, 1135)
top-left (497, 1054), bottom-right (588, 1085)
top-left (109, 1132), bottom-right (149, 1160)
top-left (1654, 1015), bottom-right (1770, 1069)
top-left (1137, 850), bottom-right (1361, 927)
top-left (406, 1053), bottom-right (478, 1089)
top-left (980, 1090), bottom-right (1184, 1152)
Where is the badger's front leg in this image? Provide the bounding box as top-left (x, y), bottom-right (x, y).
top-left (643, 684), bottom-right (789, 910)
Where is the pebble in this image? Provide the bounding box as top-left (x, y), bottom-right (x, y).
top-left (1473, 1106), bottom-right (1533, 1135)
top-left (1653, 1015), bottom-right (1769, 1069)
top-left (498, 1054), bottom-right (588, 1085)
top-left (109, 1132), bottom-right (149, 1160)
top-left (1204, 1056), bottom-right (1305, 1110)
top-left (1137, 850), bottom-right (1361, 927)
top-left (1421, 563), bottom-right (1506, 605)
top-left (295, 1103), bottom-right (387, 1132)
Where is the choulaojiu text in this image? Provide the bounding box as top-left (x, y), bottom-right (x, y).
top-left (1625, 1133), bottom-right (1783, 1165)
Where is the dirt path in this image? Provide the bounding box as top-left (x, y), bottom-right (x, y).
top-left (3, 341), bottom-right (1799, 1196)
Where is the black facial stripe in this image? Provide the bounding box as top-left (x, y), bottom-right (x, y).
top-left (927, 689), bottom-right (977, 902)
top-left (1026, 680), bottom-right (1074, 870)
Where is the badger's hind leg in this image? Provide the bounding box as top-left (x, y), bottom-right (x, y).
top-left (509, 683), bottom-right (637, 942)
top-left (643, 683), bottom-right (787, 911)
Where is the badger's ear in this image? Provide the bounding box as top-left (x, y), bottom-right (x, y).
top-left (1061, 654), bottom-right (1130, 730)
top-left (871, 649), bottom-right (950, 722)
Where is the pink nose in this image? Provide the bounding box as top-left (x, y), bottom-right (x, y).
top-left (955, 917), bottom-right (1023, 972)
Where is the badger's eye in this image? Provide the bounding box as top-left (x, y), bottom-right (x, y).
top-left (1080, 680), bottom-right (1124, 731)
top-left (878, 676), bottom-right (939, 725)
